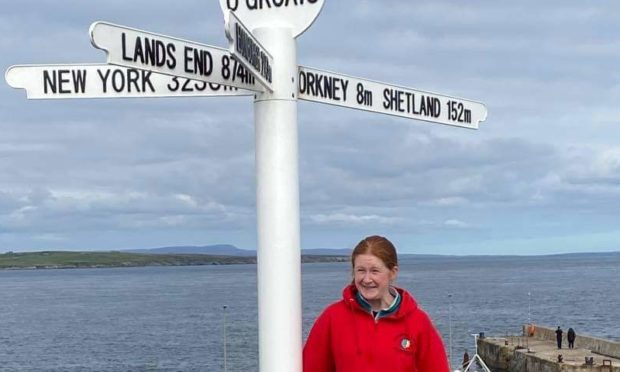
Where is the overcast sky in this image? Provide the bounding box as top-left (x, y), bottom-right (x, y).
top-left (1, 1), bottom-right (619, 255)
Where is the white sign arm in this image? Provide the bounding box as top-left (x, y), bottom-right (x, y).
top-left (5, 64), bottom-right (253, 99)
top-left (298, 66), bottom-right (488, 129)
top-left (89, 21), bottom-right (263, 93)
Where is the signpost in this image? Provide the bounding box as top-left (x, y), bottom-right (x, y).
top-left (5, 64), bottom-right (252, 99)
top-left (5, 4), bottom-right (488, 372)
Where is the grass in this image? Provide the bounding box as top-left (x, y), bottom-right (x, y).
top-left (0, 251), bottom-right (347, 270)
top-left (0, 251), bottom-right (256, 269)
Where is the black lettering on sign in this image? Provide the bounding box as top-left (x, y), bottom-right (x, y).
top-left (298, 70), bottom-right (348, 101)
top-left (97, 68), bottom-right (156, 94)
top-left (111, 69), bottom-right (126, 92)
top-left (122, 33), bottom-right (132, 62)
top-left (221, 55), bottom-right (231, 80)
top-left (246, 0), bottom-right (259, 10)
top-left (243, 0), bottom-right (319, 10)
top-left (235, 24), bottom-right (271, 82)
top-left (184, 47), bottom-right (213, 76)
top-left (166, 44), bottom-right (177, 69)
top-left (418, 95), bottom-right (441, 118)
top-left (227, 0), bottom-right (239, 11)
top-left (57, 70), bottom-right (71, 94)
top-left (220, 55), bottom-right (254, 85)
top-left (121, 33), bottom-right (177, 69)
top-left (141, 70), bottom-right (155, 92)
top-left (382, 88), bottom-right (403, 112)
top-left (167, 76), bottom-right (180, 92)
top-left (43, 70), bottom-right (55, 94)
top-left (194, 80), bottom-right (207, 92)
top-left (260, 52), bottom-right (272, 83)
top-left (182, 78), bottom-right (193, 92)
top-left (383, 89), bottom-right (440, 118)
top-left (127, 69), bottom-right (140, 92)
top-left (42, 69), bottom-right (87, 94)
top-left (446, 101), bottom-right (470, 123)
top-left (72, 70), bottom-right (87, 93)
top-left (98, 69), bottom-right (111, 93)
top-left (168, 77), bottom-right (213, 93)
top-left (355, 83), bottom-right (372, 106)
top-left (134, 37), bottom-right (145, 63)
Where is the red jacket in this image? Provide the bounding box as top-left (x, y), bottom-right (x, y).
top-left (303, 285), bottom-right (449, 372)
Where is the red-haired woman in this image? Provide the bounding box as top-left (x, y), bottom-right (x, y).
top-left (303, 235), bottom-right (449, 372)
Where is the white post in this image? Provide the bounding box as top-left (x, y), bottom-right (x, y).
top-left (528, 291), bottom-right (531, 325)
top-left (223, 305), bottom-right (228, 372)
top-left (253, 26), bottom-right (301, 372)
top-left (448, 293), bottom-right (453, 369)
top-left (527, 291), bottom-right (531, 352)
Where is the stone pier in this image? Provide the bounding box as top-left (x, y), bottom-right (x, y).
top-left (477, 325), bottom-right (620, 371)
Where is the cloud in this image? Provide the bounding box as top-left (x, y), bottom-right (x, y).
top-left (308, 213), bottom-right (403, 226)
top-left (444, 219), bottom-right (469, 229)
top-left (2, 0), bottom-right (620, 253)
top-left (300, 122), bottom-right (560, 208)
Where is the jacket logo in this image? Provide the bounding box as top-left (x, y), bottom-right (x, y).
top-left (400, 338), bottom-right (411, 350)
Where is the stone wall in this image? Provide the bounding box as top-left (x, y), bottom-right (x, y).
top-left (477, 338), bottom-right (510, 370)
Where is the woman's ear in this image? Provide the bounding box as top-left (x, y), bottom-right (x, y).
top-left (390, 265), bottom-right (399, 282)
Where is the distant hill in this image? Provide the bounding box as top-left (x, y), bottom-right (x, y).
top-left (128, 244), bottom-right (255, 256)
top-left (2, 249), bottom-right (617, 271)
top-left (129, 245), bottom-right (351, 257)
top-left (0, 251), bottom-right (257, 270)
top-left (303, 248), bottom-right (352, 256)
top-left (125, 246), bottom-right (620, 258)
top-left (0, 250), bottom-right (348, 270)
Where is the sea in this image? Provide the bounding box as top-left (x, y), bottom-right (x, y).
top-left (1, 252), bottom-right (619, 371)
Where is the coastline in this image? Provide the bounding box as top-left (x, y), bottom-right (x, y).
top-left (0, 251), bottom-right (347, 271)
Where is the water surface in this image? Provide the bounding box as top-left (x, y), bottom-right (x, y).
top-left (1, 253), bottom-right (618, 371)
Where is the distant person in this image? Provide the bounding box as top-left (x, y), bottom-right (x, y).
top-left (567, 327), bottom-right (576, 349)
top-left (555, 326), bottom-right (563, 349)
top-left (462, 350), bottom-right (470, 369)
top-left (303, 235), bottom-right (449, 372)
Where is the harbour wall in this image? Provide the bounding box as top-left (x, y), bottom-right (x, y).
top-left (477, 324), bottom-right (620, 372)
top-left (527, 325), bottom-right (620, 360)
top-left (478, 339), bottom-right (618, 372)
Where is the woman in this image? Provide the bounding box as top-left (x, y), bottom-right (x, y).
top-left (303, 235), bottom-right (449, 372)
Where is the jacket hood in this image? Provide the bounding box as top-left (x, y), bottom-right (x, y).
top-left (342, 283), bottom-right (418, 319)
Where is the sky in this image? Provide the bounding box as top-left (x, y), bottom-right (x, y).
top-left (1, 0), bottom-right (619, 255)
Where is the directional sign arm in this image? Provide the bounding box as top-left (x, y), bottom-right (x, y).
top-left (5, 64), bottom-right (253, 99)
top-left (298, 66), bottom-right (488, 129)
top-left (225, 11), bottom-right (274, 92)
top-left (89, 21), bottom-right (263, 93)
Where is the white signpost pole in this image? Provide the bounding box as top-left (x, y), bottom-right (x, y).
top-left (221, 1), bottom-right (326, 369)
top-left (252, 27), bottom-right (301, 372)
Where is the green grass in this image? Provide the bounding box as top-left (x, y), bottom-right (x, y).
top-left (0, 251), bottom-right (256, 269)
top-left (0, 251), bottom-right (347, 270)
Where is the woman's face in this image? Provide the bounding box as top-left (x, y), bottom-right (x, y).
top-left (353, 253), bottom-right (398, 308)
